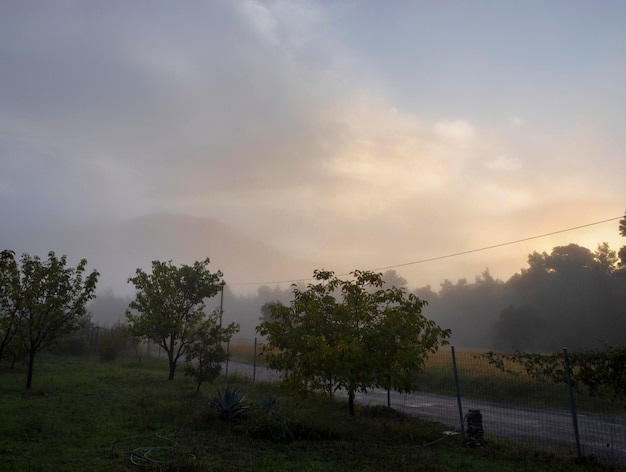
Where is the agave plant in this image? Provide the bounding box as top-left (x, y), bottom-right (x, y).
top-left (261, 395), bottom-right (279, 414)
top-left (211, 385), bottom-right (249, 422)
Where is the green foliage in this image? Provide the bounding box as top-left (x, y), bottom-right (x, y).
top-left (620, 209), bottom-right (626, 269)
top-left (126, 258), bottom-right (223, 380)
top-left (594, 242), bottom-right (618, 274)
top-left (98, 324), bottom-right (131, 362)
top-left (0, 250), bottom-right (98, 388)
top-left (184, 310), bottom-right (239, 392)
top-left (482, 346), bottom-right (626, 402)
top-left (243, 403), bottom-right (294, 443)
top-left (52, 333), bottom-right (89, 357)
top-left (0, 250), bottom-right (20, 364)
top-left (257, 269), bottom-right (450, 416)
top-left (211, 385), bottom-right (250, 422)
top-left (496, 242), bottom-right (626, 350)
top-left (261, 394), bottom-right (279, 413)
top-left (491, 305), bottom-right (544, 352)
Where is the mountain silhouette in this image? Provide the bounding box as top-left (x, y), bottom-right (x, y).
top-left (2, 213), bottom-right (314, 295)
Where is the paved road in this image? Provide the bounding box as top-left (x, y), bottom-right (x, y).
top-left (224, 361), bottom-right (626, 463)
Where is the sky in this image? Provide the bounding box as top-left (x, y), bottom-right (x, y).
top-left (1, 0), bottom-right (625, 291)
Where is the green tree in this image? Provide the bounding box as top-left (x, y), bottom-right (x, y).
top-left (483, 345), bottom-right (626, 402)
top-left (258, 270), bottom-right (450, 416)
top-left (184, 309), bottom-right (239, 392)
top-left (381, 269), bottom-right (407, 288)
top-left (500, 243), bottom-right (626, 349)
top-left (259, 301), bottom-right (280, 323)
top-left (0, 250), bottom-right (20, 364)
top-left (126, 258), bottom-right (223, 380)
top-left (594, 242), bottom-right (617, 274)
top-left (491, 304), bottom-right (544, 351)
top-left (9, 252), bottom-right (98, 388)
top-left (619, 210), bottom-right (626, 268)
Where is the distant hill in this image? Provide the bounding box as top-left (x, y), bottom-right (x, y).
top-left (2, 213), bottom-right (314, 295)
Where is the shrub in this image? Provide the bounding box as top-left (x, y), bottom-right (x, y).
top-left (211, 386), bottom-right (249, 422)
top-left (98, 324), bottom-right (130, 362)
top-left (52, 335), bottom-right (89, 356)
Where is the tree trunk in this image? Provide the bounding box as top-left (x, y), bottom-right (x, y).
top-left (166, 335), bottom-right (177, 380)
top-left (26, 350), bottom-right (35, 389)
top-left (168, 355), bottom-right (176, 380)
top-left (348, 390), bottom-right (355, 416)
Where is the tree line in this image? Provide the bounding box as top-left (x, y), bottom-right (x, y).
top-left (0, 253), bottom-right (238, 389)
top-left (3, 211), bottom-right (626, 392)
top-left (85, 211), bottom-right (626, 353)
top-left (415, 238), bottom-right (626, 351)
top-left (0, 251), bottom-right (450, 412)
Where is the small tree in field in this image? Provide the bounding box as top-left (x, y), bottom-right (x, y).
top-left (184, 309), bottom-right (239, 392)
top-left (1, 251), bottom-right (98, 388)
top-left (258, 270), bottom-right (450, 416)
top-left (126, 258), bottom-right (223, 380)
top-left (0, 250), bottom-right (20, 364)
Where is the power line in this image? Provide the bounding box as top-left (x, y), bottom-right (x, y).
top-left (230, 215), bottom-right (623, 287)
top-left (370, 216), bottom-right (622, 272)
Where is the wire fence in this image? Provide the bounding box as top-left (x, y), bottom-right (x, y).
top-left (405, 346), bottom-right (626, 464)
top-left (83, 328), bottom-right (626, 464)
top-left (221, 339), bottom-right (626, 464)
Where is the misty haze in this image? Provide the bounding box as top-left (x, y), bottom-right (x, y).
top-left (8, 212), bottom-right (620, 352)
top-left (2, 2), bottom-right (626, 470)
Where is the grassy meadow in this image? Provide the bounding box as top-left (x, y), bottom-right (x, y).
top-left (1, 353), bottom-right (624, 471)
top-left (415, 348), bottom-right (626, 415)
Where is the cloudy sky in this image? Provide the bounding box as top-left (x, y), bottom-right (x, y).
top-left (1, 0), bottom-right (625, 290)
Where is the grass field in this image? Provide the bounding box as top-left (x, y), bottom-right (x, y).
top-left (416, 348), bottom-right (626, 415)
top-left (1, 353), bottom-right (624, 471)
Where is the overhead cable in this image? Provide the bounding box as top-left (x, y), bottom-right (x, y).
top-left (230, 215), bottom-right (623, 287)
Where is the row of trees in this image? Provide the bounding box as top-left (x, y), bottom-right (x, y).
top-left (409, 242), bottom-right (626, 351)
top-left (1, 249), bottom-right (449, 409)
top-left (5, 211), bottom-right (625, 393)
top-left (0, 252), bottom-right (238, 389)
top-left (257, 270), bottom-right (450, 416)
top-left (399, 211), bottom-right (626, 351)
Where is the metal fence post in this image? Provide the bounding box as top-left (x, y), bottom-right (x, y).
top-left (451, 346), bottom-right (465, 438)
top-left (225, 341), bottom-right (230, 378)
top-left (253, 337), bottom-right (257, 383)
top-left (563, 347), bottom-right (582, 460)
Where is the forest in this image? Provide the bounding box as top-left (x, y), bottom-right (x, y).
top-left (88, 216), bottom-right (626, 353)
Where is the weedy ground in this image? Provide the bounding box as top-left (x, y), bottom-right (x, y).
top-left (0, 354), bottom-right (623, 471)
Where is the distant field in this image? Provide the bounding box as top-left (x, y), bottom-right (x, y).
top-left (226, 341), bottom-right (625, 415)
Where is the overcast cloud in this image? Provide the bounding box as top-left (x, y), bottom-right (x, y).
top-left (1, 0), bottom-right (624, 289)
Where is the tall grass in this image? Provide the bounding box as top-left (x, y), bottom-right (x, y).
top-left (417, 349), bottom-right (626, 415)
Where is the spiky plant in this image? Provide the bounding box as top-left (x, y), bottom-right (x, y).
top-left (211, 385), bottom-right (249, 422)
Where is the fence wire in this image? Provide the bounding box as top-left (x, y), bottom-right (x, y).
top-left (86, 328), bottom-right (626, 464)
top-left (225, 339), bottom-right (626, 464)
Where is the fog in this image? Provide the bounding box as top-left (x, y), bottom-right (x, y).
top-left (1, 1), bottom-right (624, 294)
top-left (3, 2), bottom-right (626, 351)
top-left (83, 229), bottom-right (626, 351)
